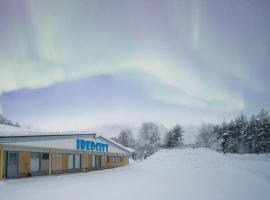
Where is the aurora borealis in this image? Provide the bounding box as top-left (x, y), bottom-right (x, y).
top-left (0, 0), bottom-right (269, 130)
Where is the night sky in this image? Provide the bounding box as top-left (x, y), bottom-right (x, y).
top-left (0, 0), bottom-right (269, 130)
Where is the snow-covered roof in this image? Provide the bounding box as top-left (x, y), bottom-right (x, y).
top-left (0, 124), bottom-right (95, 137)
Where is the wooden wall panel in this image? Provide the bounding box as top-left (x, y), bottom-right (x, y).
top-left (52, 153), bottom-right (62, 171)
top-left (101, 155), bottom-right (105, 168)
top-left (124, 156), bottom-right (129, 165)
top-left (62, 154), bottom-right (68, 171)
top-left (84, 154), bottom-right (92, 169)
top-left (18, 152), bottom-right (30, 176)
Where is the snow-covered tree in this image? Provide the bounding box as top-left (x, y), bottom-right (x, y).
top-left (171, 124), bottom-right (184, 146)
top-left (235, 113), bottom-right (248, 153)
top-left (203, 109), bottom-right (270, 154)
top-left (196, 124), bottom-right (215, 149)
top-left (165, 124), bottom-right (184, 148)
top-left (111, 136), bottom-right (119, 143)
top-left (257, 109), bottom-right (270, 153)
top-left (216, 122), bottom-right (229, 153)
top-left (245, 115), bottom-right (259, 153)
top-left (225, 120), bottom-right (240, 153)
top-left (0, 114), bottom-right (20, 127)
top-left (137, 122), bottom-right (161, 157)
top-left (165, 130), bottom-right (175, 148)
top-left (117, 128), bottom-right (135, 148)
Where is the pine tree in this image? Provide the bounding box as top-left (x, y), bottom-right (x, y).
top-left (257, 109), bottom-right (270, 153)
top-left (172, 124), bottom-right (184, 146)
top-left (165, 124), bottom-right (184, 148)
top-left (235, 113), bottom-right (248, 153)
top-left (245, 115), bottom-right (259, 153)
top-left (217, 122), bottom-right (229, 153)
top-left (214, 125), bottom-right (223, 152)
top-left (166, 130), bottom-right (175, 148)
top-left (226, 120), bottom-right (239, 153)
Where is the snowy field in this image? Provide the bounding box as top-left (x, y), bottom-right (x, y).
top-left (1, 148), bottom-right (270, 200)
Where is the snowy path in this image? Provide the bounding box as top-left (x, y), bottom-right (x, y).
top-left (0, 148), bottom-right (270, 200)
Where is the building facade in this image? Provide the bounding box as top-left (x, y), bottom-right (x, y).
top-left (0, 133), bottom-right (131, 179)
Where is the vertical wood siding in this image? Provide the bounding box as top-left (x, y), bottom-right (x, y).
top-left (18, 152), bottom-right (30, 176)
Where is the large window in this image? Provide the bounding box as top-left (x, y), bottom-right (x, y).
top-left (41, 153), bottom-right (49, 173)
top-left (68, 154), bottom-right (74, 169)
top-left (30, 152), bottom-right (40, 172)
top-left (74, 154), bottom-right (80, 169)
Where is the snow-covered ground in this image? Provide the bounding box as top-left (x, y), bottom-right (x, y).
top-left (1, 148), bottom-right (270, 200)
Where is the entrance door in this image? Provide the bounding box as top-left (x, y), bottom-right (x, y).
top-left (7, 152), bottom-right (19, 178)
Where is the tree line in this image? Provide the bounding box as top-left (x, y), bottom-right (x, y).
top-left (196, 109), bottom-right (270, 153)
top-left (0, 114), bottom-right (21, 127)
top-left (112, 122), bottom-right (184, 159)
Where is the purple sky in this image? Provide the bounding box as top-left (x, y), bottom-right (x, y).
top-left (0, 0), bottom-right (269, 130)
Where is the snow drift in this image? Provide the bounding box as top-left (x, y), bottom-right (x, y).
top-left (0, 148), bottom-right (270, 200)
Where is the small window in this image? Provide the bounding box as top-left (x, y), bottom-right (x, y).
top-left (42, 153), bottom-right (49, 160)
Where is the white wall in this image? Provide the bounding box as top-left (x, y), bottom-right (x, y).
top-left (5, 136), bottom-right (126, 154)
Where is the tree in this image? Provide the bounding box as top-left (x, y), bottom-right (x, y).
top-left (257, 109), bottom-right (270, 153)
top-left (118, 129), bottom-right (129, 147)
top-left (165, 124), bottom-right (184, 148)
top-left (245, 115), bottom-right (259, 153)
top-left (0, 114), bottom-right (5, 124)
top-left (216, 121), bottom-right (228, 153)
top-left (171, 124), bottom-right (184, 146)
top-left (225, 120), bottom-right (239, 153)
top-left (117, 128), bottom-right (135, 148)
top-left (137, 122), bottom-right (161, 157)
top-left (0, 114), bottom-right (20, 127)
top-left (165, 130), bottom-right (175, 148)
top-left (196, 124), bottom-right (215, 149)
top-left (235, 113), bottom-right (248, 153)
top-left (15, 122), bottom-right (20, 127)
top-left (201, 109), bottom-right (270, 154)
top-left (111, 137), bottom-right (119, 143)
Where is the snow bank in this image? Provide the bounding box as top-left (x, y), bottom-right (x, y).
top-left (0, 148), bottom-right (270, 200)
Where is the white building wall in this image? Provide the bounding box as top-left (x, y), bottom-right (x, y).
top-left (4, 136), bottom-right (126, 154)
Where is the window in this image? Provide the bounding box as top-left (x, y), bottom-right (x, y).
top-left (68, 154), bottom-right (74, 169)
top-left (92, 154), bottom-right (95, 167)
top-left (30, 152), bottom-right (40, 172)
top-left (42, 153), bottom-right (49, 160)
top-left (75, 154), bottom-right (80, 169)
top-left (41, 153), bottom-right (49, 172)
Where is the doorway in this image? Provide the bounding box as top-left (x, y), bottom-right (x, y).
top-left (6, 151), bottom-right (19, 178)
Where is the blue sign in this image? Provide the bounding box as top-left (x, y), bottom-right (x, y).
top-left (76, 139), bottom-right (109, 152)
